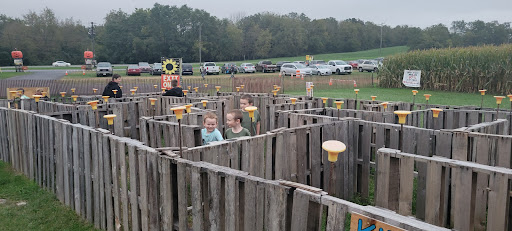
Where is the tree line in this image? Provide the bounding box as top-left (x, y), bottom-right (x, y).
top-left (0, 4), bottom-right (511, 66)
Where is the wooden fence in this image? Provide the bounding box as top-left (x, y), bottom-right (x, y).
top-left (376, 148), bottom-right (511, 230)
top-left (0, 106), bottom-right (446, 231)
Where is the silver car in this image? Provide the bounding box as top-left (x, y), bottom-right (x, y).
top-left (310, 65), bottom-right (332, 76)
top-left (239, 63), bottom-right (256, 73)
top-left (280, 63), bottom-right (312, 76)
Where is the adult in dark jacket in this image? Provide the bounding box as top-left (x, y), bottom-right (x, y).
top-left (163, 79), bottom-right (183, 97)
top-left (102, 74), bottom-right (123, 98)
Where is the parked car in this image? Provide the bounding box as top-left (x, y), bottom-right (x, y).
top-left (221, 63), bottom-right (238, 74)
top-left (308, 60), bottom-right (326, 66)
top-left (280, 63), bottom-right (312, 76)
top-left (202, 62), bottom-right (220, 75)
top-left (96, 62), bottom-right (113, 77)
top-left (358, 60), bottom-right (379, 72)
top-left (276, 61), bottom-right (291, 71)
top-left (348, 61), bottom-right (358, 68)
top-left (150, 63), bottom-right (162, 75)
top-left (52, 61), bottom-right (71, 67)
top-left (138, 62), bottom-right (151, 73)
top-left (309, 65), bottom-right (332, 76)
top-left (327, 60), bottom-right (352, 75)
top-left (239, 63), bottom-right (256, 73)
top-left (126, 65), bottom-right (141, 76)
top-left (182, 63), bottom-right (193, 75)
top-left (255, 60), bottom-right (277, 73)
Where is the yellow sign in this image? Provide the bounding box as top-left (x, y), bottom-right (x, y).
top-left (162, 59), bottom-right (178, 74)
top-left (350, 213), bottom-right (404, 231)
top-left (306, 55), bottom-right (310, 61)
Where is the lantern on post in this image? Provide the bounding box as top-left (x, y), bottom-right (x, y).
top-left (411, 90), bottom-right (418, 110)
top-left (394, 110), bottom-right (411, 151)
top-left (371, 96), bottom-right (377, 105)
top-left (431, 108), bottom-right (443, 130)
top-left (149, 98), bottom-right (158, 119)
top-left (88, 100), bottom-right (100, 127)
top-left (71, 88), bottom-right (76, 94)
top-left (424, 94), bottom-right (431, 107)
top-left (201, 100), bottom-right (208, 108)
top-left (321, 97), bottom-right (328, 108)
top-left (103, 114), bottom-right (117, 134)
top-left (154, 85), bottom-right (158, 89)
top-left (494, 96), bottom-right (505, 120)
top-left (171, 106), bottom-right (186, 157)
top-left (354, 89), bottom-right (359, 110)
top-left (322, 140), bottom-right (346, 195)
top-left (245, 106), bottom-right (258, 136)
top-left (112, 89), bottom-right (118, 98)
top-left (335, 101), bottom-right (344, 120)
top-left (93, 88), bottom-right (98, 94)
top-left (184, 104), bottom-right (193, 113)
top-left (479, 90), bottom-right (486, 108)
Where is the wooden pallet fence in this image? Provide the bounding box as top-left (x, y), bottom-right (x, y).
top-left (375, 148), bottom-right (512, 230)
top-left (139, 117), bottom-right (202, 149)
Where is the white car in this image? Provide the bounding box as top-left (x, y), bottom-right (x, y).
top-left (327, 60), bottom-right (352, 75)
top-left (52, 61), bottom-right (71, 67)
top-left (358, 60), bottom-right (379, 72)
top-left (239, 63), bottom-right (256, 73)
top-left (310, 65), bottom-right (332, 76)
top-left (280, 63), bottom-right (312, 76)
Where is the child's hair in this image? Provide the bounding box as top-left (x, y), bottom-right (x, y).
top-left (171, 79), bottom-right (178, 87)
top-left (203, 112), bottom-right (218, 123)
top-left (228, 109), bottom-right (243, 123)
top-left (241, 94), bottom-right (253, 104)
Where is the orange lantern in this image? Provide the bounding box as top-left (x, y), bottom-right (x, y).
top-left (87, 100), bottom-right (99, 110)
top-left (32, 95), bottom-right (43, 102)
top-left (290, 98), bottom-right (297, 105)
top-left (424, 94), bottom-right (431, 101)
top-left (60, 92), bottom-right (66, 97)
top-left (102, 96), bottom-right (109, 103)
top-left (183, 90), bottom-right (188, 96)
top-left (201, 100), bottom-right (208, 107)
top-left (245, 106), bottom-right (258, 122)
top-left (431, 108), bottom-right (443, 118)
top-left (170, 106), bottom-right (186, 120)
top-left (93, 88), bottom-right (98, 94)
top-left (371, 96), bottom-right (377, 101)
top-left (104, 114), bottom-right (116, 125)
top-left (335, 101), bottom-right (344, 109)
top-left (394, 111), bottom-right (411, 124)
top-left (184, 104), bottom-right (193, 113)
top-left (215, 86), bottom-right (221, 92)
top-left (479, 89), bottom-right (487, 96)
top-left (412, 90), bottom-right (418, 96)
top-left (149, 98), bottom-right (157, 106)
top-left (494, 96), bottom-right (505, 105)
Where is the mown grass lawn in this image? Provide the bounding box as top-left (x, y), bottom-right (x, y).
top-left (285, 87), bottom-right (511, 109)
top-left (0, 161), bottom-right (97, 231)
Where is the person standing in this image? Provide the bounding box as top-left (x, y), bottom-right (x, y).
top-left (230, 65), bottom-right (236, 78)
top-left (102, 74), bottom-right (123, 98)
top-left (163, 79), bottom-right (184, 97)
top-left (201, 65), bottom-right (205, 80)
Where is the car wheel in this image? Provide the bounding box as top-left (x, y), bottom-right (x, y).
top-left (336, 69), bottom-right (340, 75)
top-left (347, 72), bottom-right (352, 75)
top-left (317, 71), bottom-right (321, 76)
top-left (359, 67), bottom-right (363, 72)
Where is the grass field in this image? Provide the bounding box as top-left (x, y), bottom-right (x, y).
top-left (0, 72), bottom-right (33, 80)
top-left (286, 87), bottom-right (512, 109)
top-left (0, 161), bottom-right (97, 231)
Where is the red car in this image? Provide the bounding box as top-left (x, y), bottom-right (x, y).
top-left (348, 61), bottom-right (358, 68)
top-left (126, 65), bottom-right (141, 76)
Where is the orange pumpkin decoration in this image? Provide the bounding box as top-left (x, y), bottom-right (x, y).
top-left (11, 51), bottom-right (23, 59)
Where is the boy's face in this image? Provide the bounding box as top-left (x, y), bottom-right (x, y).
top-left (203, 118), bottom-right (218, 132)
top-left (114, 77), bottom-right (122, 83)
top-left (240, 99), bottom-right (251, 111)
top-left (226, 113), bottom-right (237, 128)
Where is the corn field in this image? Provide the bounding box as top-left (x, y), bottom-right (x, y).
top-left (378, 44), bottom-right (512, 95)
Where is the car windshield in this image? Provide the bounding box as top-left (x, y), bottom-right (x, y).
top-left (296, 64), bottom-right (307, 68)
top-left (183, 64), bottom-right (192, 68)
top-left (153, 63), bottom-right (162, 68)
top-left (128, 65), bottom-right (138, 69)
top-left (205, 63), bottom-right (215, 66)
top-left (335, 61), bottom-right (348, 65)
top-left (98, 63), bottom-right (110, 67)
top-left (244, 64), bottom-right (254, 67)
top-left (319, 65), bottom-right (330, 69)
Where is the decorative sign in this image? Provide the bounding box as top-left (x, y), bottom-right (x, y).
top-left (350, 213), bottom-right (404, 231)
top-left (162, 58), bottom-right (181, 75)
top-left (402, 70), bottom-right (421, 87)
top-left (161, 74), bottom-right (180, 90)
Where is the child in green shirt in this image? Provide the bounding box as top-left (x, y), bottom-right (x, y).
top-left (225, 109), bottom-right (251, 139)
top-left (240, 94), bottom-right (261, 135)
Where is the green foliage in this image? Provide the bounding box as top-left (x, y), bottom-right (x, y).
top-left (378, 44), bottom-right (512, 95)
top-left (1, 5), bottom-right (511, 66)
top-left (0, 161), bottom-right (97, 231)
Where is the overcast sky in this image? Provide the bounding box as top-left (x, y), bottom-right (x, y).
top-left (1, 0), bottom-right (511, 28)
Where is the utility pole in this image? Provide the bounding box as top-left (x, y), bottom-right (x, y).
top-left (89, 22), bottom-right (96, 65)
top-left (379, 23), bottom-right (383, 56)
top-left (199, 23), bottom-right (202, 65)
